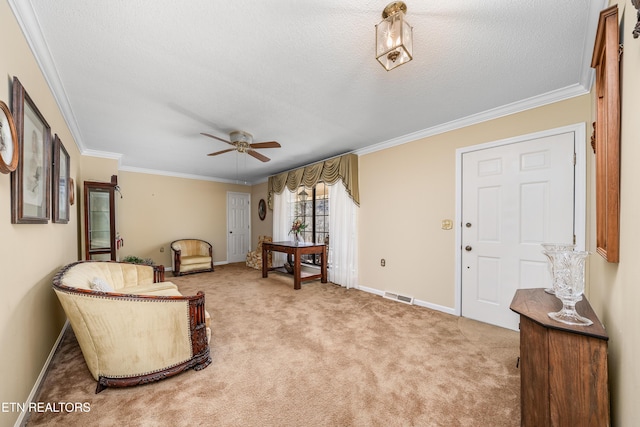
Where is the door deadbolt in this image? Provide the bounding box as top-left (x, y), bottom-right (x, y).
top-left (465, 245), bottom-right (472, 251)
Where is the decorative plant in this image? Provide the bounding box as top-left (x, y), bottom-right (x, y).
top-left (121, 255), bottom-right (155, 265)
top-left (289, 219), bottom-right (307, 236)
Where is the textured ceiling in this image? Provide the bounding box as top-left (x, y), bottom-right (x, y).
top-left (9, 0), bottom-right (607, 183)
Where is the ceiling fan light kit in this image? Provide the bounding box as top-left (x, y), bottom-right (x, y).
top-left (202, 130), bottom-right (281, 162)
top-left (230, 131), bottom-right (251, 153)
top-left (376, 1), bottom-right (413, 71)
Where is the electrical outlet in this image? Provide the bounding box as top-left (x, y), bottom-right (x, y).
top-left (381, 259), bottom-right (386, 267)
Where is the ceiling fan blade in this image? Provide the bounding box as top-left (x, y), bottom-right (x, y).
top-left (207, 148), bottom-right (236, 156)
top-left (248, 149), bottom-right (271, 162)
top-left (201, 132), bottom-right (234, 146)
top-left (249, 141), bottom-right (281, 149)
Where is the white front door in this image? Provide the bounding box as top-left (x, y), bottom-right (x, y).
top-left (461, 131), bottom-right (576, 330)
top-left (227, 192), bottom-right (251, 263)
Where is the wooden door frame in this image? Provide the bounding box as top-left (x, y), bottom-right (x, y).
top-left (454, 123), bottom-right (587, 317)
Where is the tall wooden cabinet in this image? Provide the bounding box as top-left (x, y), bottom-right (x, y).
top-left (84, 175), bottom-right (118, 260)
top-left (510, 288), bottom-right (609, 426)
top-left (591, 5), bottom-right (621, 263)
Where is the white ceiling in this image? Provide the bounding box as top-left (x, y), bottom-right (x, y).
top-left (9, 0), bottom-right (607, 184)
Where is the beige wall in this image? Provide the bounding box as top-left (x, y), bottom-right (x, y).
top-left (359, 95), bottom-right (592, 308)
top-left (587, 2), bottom-right (640, 425)
top-left (73, 159), bottom-right (251, 266)
top-left (80, 156), bottom-right (119, 182)
top-left (0, 2), bottom-right (80, 426)
top-left (249, 181), bottom-right (272, 249)
top-left (115, 171), bottom-right (250, 266)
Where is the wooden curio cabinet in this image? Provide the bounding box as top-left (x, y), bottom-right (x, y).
top-left (84, 175), bottom-right (117, 260)
top-left (591, 5), bottom-right (621, 262)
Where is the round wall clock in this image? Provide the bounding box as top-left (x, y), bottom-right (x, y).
top-left (0, 100), bottom-right (19, 174)
top-left (258, 199), bottom-right (266, 221)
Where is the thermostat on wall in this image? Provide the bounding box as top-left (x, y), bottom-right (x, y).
top-left (441, 219), bottom-right (453, 230)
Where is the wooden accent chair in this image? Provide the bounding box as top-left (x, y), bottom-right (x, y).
top-left (246, 235), bottom-right (273, 270)
top-left (171, 239), bottom-right (214, 276)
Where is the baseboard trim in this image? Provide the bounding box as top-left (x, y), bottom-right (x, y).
top-left (356, 285), bottom-right (456, 316)
top-left (412, 298), bottom-right (456, 315)
top-left (356, 285), bottom-right (384, 297)
top-left (15, 320), bottom-right (69, 427)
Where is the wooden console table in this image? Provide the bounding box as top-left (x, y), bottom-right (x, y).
top-left (510, 288), bottom-right (609, 426)
top-left (262, 241), bottom-right (327, 290)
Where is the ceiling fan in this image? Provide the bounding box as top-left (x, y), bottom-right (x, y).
top-left (201, 130), bottom-right (281, 162)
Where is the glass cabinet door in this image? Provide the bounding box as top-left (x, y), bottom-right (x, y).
top-left (84, 176), bottom-right (117, 260)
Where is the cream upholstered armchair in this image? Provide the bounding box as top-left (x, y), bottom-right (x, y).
top-left (171, 239), bottom-right (214, 276)
top-left (52, 260), bottom-right (211, 393)
top-left (246, 235), bottom-right (272, 270)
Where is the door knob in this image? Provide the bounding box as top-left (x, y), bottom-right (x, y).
top-left (465, 245), bottom-right (472, 251)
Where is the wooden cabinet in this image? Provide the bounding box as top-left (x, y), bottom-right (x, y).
top-left (510, 289), bottom-right (609, 426)
top-left (84, 175), bottom-right (117, 260)
top-left (591, 5), bottom-right (620, 263)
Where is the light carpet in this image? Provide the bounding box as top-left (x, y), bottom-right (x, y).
top-left (26, 263), bottom-right (520, 426)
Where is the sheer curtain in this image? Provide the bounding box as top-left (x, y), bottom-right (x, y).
top-left (272, 189), bottom-right (293, 267)
top-left (269, 153), bottom-right (359, 287)
top-left (328, 181), bottom-right (358, 288)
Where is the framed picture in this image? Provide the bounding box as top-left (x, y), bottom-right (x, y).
top-left (10, 77), bottom-right (51, 224)
top-left (0, 100), bottom-right (19, 173)
top-left (52, 134), bottom-right (70, 223)
top-left (258, 198), bottom-right (266, 221)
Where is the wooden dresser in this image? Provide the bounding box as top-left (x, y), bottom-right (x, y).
top-left (510, 288), bottom-right (610, 426)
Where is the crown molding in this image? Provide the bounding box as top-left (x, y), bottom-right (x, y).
top-left (81, 148), bottom-right (122, 160)
top-left (118, 165), bottom-right (252, 185)
top-left (8, 0), bottom-right (87, 153)
top-left (355, 83), bottom-right (590, 156)
top-left (579, 0), bottom-right (610, 89)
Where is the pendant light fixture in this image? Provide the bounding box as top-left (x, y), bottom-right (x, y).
top-left (375, 2), bottom-right (413, 71)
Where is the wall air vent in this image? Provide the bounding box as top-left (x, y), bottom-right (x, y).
top-left (383, 291), bottom-right (414, 305)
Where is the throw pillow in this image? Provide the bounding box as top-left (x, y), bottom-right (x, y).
top-left (90, 277), bottom-right (114, 293)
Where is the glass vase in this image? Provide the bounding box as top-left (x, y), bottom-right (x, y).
top-left (541, 243), bottom-right (575, 295)
top-left (548, 250), bottom-right (592, 326)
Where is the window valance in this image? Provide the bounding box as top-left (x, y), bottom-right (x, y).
top-left (268, 153), bottom-right (359, 206)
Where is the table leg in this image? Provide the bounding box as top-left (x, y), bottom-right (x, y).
top-left (293, 251), bottom-right (301, 290)
top-left (262, 246), bottom-right (268, 278)
top-left (321, 246), bottom-right (327, 283)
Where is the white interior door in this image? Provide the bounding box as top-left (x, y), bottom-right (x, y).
top-left (227, 192), bottom-right (250, 263)
top-left (461, 132), bottom-right (576, 330)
